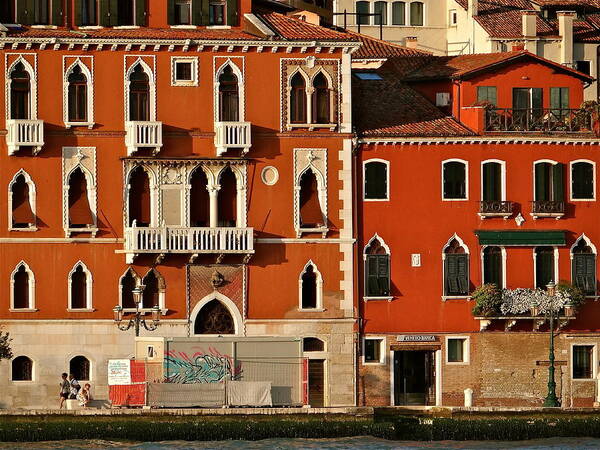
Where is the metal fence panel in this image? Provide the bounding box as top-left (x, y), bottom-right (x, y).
top-left (146, 382), bottom-right (225, 408)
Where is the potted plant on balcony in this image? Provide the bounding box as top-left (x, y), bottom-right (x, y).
top-left (472, 283), bottom-right (502, 317)
top-left (555, 281), bottom-right (585, 314)
top-left (579, 101), bottom-right (600, 135)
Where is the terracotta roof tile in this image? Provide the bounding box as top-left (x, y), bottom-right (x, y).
top-left (348, 31), bottom-right (431, 59)
top-left (259, 12), bottom-right (357, 40)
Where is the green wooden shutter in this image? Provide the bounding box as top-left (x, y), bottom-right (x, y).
top-left (550, 87), bottom-right (560, 113)
top-left (201, 0), bottom-right (210, 25)
top-left (135, 0), bottom-right (146, 26)
top-left (100, 0), bottom-right (117, 26)
top-left (366, 255), bottom-right (379, 297)
top-left (532, 87), bottom-right (543, 111)
top-left (483, 162), bottom-right (500, 202)
top-left (535, 163), bottom-right (547, 201)
top-left (444, 257), bottom-right (456, 295)
top-left (456, 254), bottom-right (468, 294)
top-left (18, 0), bottom-right (35, 24)
top-left (445, 255), bottom-right (467, 296)
top-left (167, 0), bottom-right (176, 25)
top-left (51, 0), bottom-right (64, 26)
top-left (74, 0), bottom-right (83, 25)
top-left (552, 163), bottom-right (564, 201)
top-left (574, 254), bottom-right (596, 295)
top-left (377, 255), bottom-right (390, 296)
top-left (226, 0), bottom-right (237, 26)
top-left (192, 0), bottom-right (202, 25)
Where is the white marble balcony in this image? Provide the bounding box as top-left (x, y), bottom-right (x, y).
top-left (125, 121), bottom-right (163, 156)
top-left (6, 119), bottom-right (44, 155)
top-left (214, 121), bottom-right (251, 156)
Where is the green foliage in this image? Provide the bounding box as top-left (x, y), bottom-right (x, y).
top-left (556, 280), bottom-right (585, 309)
top-left (471, 284), bottom-right (502, 317)
top-left (0, 328), bottom-right (13, 361)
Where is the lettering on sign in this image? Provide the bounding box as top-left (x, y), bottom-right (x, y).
top-left (411, 254), bottom-right (421, 267)
top-left (108, 359), bottom-right (131, 385)
top-left (396, 335), bottom-right (437, 342)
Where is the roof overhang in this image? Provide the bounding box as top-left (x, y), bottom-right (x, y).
top-left (474, 230), bottom-right (567, 246)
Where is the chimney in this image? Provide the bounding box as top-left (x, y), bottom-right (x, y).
top-left (521, 10), bottom-right (537, 53)
top-left (288, 10), bottom-right (320, 26)
top-left (467, 0), bottom-right (478, 17)
top-left (558, 11), bottom-right (575, 66)
top-left (405, 36), bottom-right (418, 49)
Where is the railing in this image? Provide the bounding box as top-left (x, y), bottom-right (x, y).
top-left (125, 226), bottom-right (254, 253)
top-left (6, 119), bottom-right (44, 155)
top-left (479, 200), bottom-right (513, 216)
top-left (531, 200), bottom-right (565, 215)
top-left (214, 121), bottom-right (252, 156)
top-left (485, 108), bottom-right (593, 133)
top-left (125, 121), bottom-right (163, 156)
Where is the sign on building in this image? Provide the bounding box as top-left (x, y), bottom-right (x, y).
top-left (108, 359), bottom-right (131, 385)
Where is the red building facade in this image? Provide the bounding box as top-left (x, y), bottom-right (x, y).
top-left (0, 1), bottom-right (358, 408)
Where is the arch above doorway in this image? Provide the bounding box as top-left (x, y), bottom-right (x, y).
top-left (190, 292), bottom-right (243, 336)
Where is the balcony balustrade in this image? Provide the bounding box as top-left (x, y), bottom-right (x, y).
top-left (478, 200), bottom-right (513, 218)
top-left (485, 108), bottom-right (593, 133)
top-left (531, 200), bottom-right (565, 218)
top-left (125, 121), bottom-right (163, 156)
top-left (6, 119), bottom-right (44, 155)
top-left (214, 121), bottom-right (251, 156)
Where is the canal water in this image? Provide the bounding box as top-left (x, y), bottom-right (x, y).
top-left (2, 437), bottom-right (600, 449)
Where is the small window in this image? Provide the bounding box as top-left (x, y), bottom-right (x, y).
top-left (436, 92), bottom-right (450, 107)
top-left (70, 355), bottom-right (90, 381)
top-left (443, 160), bottom-right (467, 200)
top-left (364, 161), bottom-right (388, 200)
top-left (174, 0), bottom-right (192, 25)
top-left (172, 58), bottom-right (197, 86)
top-left (209, 0), bottom-right (226, 25)
top-left (571, 161), bottom-right (594, 200)
top-left (365, 237), bottom-right (390, 298)
top-left (219, 65), bottom-right (240, 122)
top-left (364, 338), bottom-right (384, 363)
top-left (374, 1), bottom-right (387, 25)
top-left (477, 86), bottom-right (497, 106)
top-left (392, 1), bottom-right (405, 25)
top-left (409, 1), bottom-right (423, 26)
top-left (12, 264), bottom-right (32, 310)
top-left (444, 238), bottom-right (469, 296)
top-left (447, 338), bottom-right (467, 363)
top-left (573, 345), bottom-right (594, 379)
top-left (354, 72), bottom-right (383, 80)
top-left (576, 60), bottom-right (591, 76)
top-left (535, 247), bottom-right (555, 289)
top-left (303, 337), bottom-right (325, 352)
top-left (356, 1), bottom-right (370, 25)
top-left (449, 9), bottom-right (457, 26)
top-left (129, 64), bottom-right (150, 122)
top-left (12, 356), bottom-right (33, 381)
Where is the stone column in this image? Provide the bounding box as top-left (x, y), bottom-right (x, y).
top-left (208, 184), bottom-right (220, 228)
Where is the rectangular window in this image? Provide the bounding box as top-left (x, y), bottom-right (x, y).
top-left (374, 1), bottom-right (387, 25)
top-left (444, 254), bottom-right (469, 296)
top-left (447, 338), bottom-right (466, 363)
top-left (482, 162), bottom-right (502, 201)
top-left (356, 1), bottom-right (370, 25)
top-left (366, 254), bottom-right (390, 297)
top-left (477, 86), bottom-right (497, 106)
top-left (573, 345), bottom-right (594, 379)
top-left (33, 0), bottom-right (49, 25)
top-left (174, 0), bottom-right (192, 25)
top-left (571, 161), bottom-right (594, 200)
top-left (443, 161), bottom-right (467, 200)
top-left (81, 0), bottom-right (97, 26)
top-left (535, 247), bottom-right (555, 289)
top-left (118, 0), bottom-right (135, 26)
top-left (364, 338), bottom-right (384, 363)
top-left (576, 60), bottom-right (591, 76)
top-left (449, 9), bottom-right (457, 26)
top-left (535, 162), bottom-right (564, 202)
top-left (172, 57), bottom-right (198, 86)
top-left (409, 1), bottom-right (423, 26)
top-left (0, 1), bottom-right (14, 23)
top-left (364, 161), bottom-right (388, 200)
top-left (392, 1), bottom-right (405, 25)
top-left (550, 87), bottom-right (569, 117)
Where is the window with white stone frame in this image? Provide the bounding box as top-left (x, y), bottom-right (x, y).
top-left (141, 268), bottom-right (166, 311)
top-left (62, 147), bottom-right (97, 237)
top-left (8, 169), bottom-right (36, 231)
top-left (294, 148), bottom-right (328, 237)
top-left (63, 58), bottom-right (94, 128)
top-left (363, 337), bottom-right (385, 364)
top-left (120, 267), bottom-right (141, 310)
top-left (68, 261), bottom-right (93, 311)
top-left (10, 261), bottom-right (35, 311)
top-left (171, 56), bottom-right (198, 86)
top-left (299, 260), bottom-right (324, 311)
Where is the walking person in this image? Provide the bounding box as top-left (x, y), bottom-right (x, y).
top-left (68, 373), bottom-right (80, 400)
top-left (59, 373), bottom-right (70, 409)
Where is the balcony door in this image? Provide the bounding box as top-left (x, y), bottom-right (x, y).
top-left (482, 162), bottom-right (502, 202)
top-left (513, 88), bottom-right (542, 128)
top-left (535, 162), bottom-right (564, 202)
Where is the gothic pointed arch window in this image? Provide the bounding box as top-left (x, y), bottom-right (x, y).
top-left (142, 269), bottom-right (165, 309)
top-left (68, 168), bottom-right (94, 228)
top-left (443, 237), bottom-right (469, 296)
top-left (68, 262), bottom-right (92, 310)
top-left (10, 62), bottom-right (31, 120)
top-left (9, 172), bottom-right (35, 229)
top-left (572, 237), bottom-right (596, 295)
top-left (290, 72), bottom-right (307, 124)
top-left (190, 167), bottom-right (209, 227)
top-left (129, 64), bottom-right (150, 121)
top-left (364, 236), bottom-right (390, 298)
top-left (128, 166), bottom-right (151, 227)
top-left (218, 65), bottom-right (239, 122)
top-left (312, 72), bottom-right (330, 124)
top-left (11, 262), bottom-right (35, 310)
top-left (67, 65), bottom-right (88, 123)
top-left (218, 167), bottom-right (237, 227)
top-left (299, 261), bottom-right (323, 310)
top-left (120, 268), bottom-right (139, 309)
top-left (299, 169), bottom-right (324, 229)
top-left (194, 299), bottom-right (235, 334)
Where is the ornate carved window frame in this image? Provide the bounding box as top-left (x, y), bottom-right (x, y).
top-left (62, 56), bottom-right (94, 129)
top-left (7, 169), bottom-right (37, 231)
top-left (67, 261), bottom-right (94, 311)
top-left (9, 261), bottom-right (36, 312)
top-left (298, 259), bottom-right (324, 311)
top-left (5, 53), bottom-right (38, 121)
top-left (293, 148), bottom-right (328, 238)
top-left (124, 55), bottom-right (157, 122)
top-left (62, 147), bottom-right (97, 237)
top-left (171, 56), bottom-right (198, 87)
top-left (213, 56), bottom-right (245, 122)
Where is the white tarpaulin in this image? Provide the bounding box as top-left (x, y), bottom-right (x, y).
top-left (226, 381), bottom-right (272, 407)
top-left (108, 359), bottom-right (131, 385)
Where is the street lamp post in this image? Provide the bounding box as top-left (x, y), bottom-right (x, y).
top-left (543, 281), bottom-right (560, 408)
top-left (113, 285), bottom-right (162, 337)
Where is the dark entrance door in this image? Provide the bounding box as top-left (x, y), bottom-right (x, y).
top-left (393, 350), bottom-right (435, 406)
top-left (308, 359), bottom-right (325, 407)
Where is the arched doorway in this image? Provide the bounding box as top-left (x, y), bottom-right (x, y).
top-left (194, 299), bottom-right (235, 335)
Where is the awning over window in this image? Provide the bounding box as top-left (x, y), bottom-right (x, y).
top-left (475, 230), bottom-right (566, 246)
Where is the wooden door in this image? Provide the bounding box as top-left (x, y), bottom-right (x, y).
top-left (308, 359), bottom-right (325, 407)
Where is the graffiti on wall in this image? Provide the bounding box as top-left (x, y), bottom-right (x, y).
top-left (164, 347), bottom-right (242, 384)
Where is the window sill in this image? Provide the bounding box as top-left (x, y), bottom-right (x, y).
top-left (364, 198), bottom-right (389, 202)
top-left (478, 212), bottom-right (511, 219)
top-left (66, 227), bottom-right (98, 238)
top-left (67, 308), bottom-right (95, 313)
top-left (207, 25), bottom-right (231, 29)
top-left (9, 308), bottom-right (38, 313)
top-left (286, 123), bottom-right (337, 132)
top-left (363, 296), bottom-right (393, 302)
top-left (78, 26), bottom-right (103, 30)
top-left (9, 226), bottom-right (37, 232)
top-left (122, 308), bottom-right (168, 315)
top-left (296, 227), bottom-right (328, 238)
top-left (170, 25), bottom-right (197, 29)
top-left (113, 26), bottom-right (140, 29)
top-left (10, 380), bottom-right (35, 384)
top-left (65, 122), bottom-right (94, 130)
top-left (446, 361), bottom-right (470, 366)
top-left (530, 213), bottom-right (564, 220)
top-left (172, 80), bottom-right (198, 87)
top-left (298, 308), bottom-right (325, 312)
top-left (31, 25), bottom-right (57, 29)
top-left (442, 296), bottom-right (471, 301)
top-left (571, 198), bottom-right (595, 202)
top-left (363, 360), bottom-right (386, 365)
top-left (442, 198), bottom-right (468, 202)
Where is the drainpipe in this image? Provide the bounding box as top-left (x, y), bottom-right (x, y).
top-left (558, 11), bottom-right (575, 67)
top-left (351, 137), bottom-right (360, 407)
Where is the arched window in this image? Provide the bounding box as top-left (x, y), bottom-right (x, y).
top-left (290, 72), bottom-right (307, 124)
top-left (69, 263), bottom-right (91, 310)
top-left (303, 337), bottom-right (325, 352)
top-left (356, 0), bottom-right (370, 24)
top-left (442, 160), bottom-right (467, 200)
top-left (299, 169), bottom-right (324, 228)
top-left (142, 269), bottom-right (164, 309)
top-left (68, 65), bottom-right (88, 123)
top-left (535, 247), bottom-right (556, 289)
top-left (190, 168), bottom-right (210, 227)
top-left (410, 1), bottom-right (424, 26)
top-left (300, 261), bottom-right (323, 310)
top-left (483, 246), bottom-right (503, 288)
top-left (10, 62), bottom-right (31, 120)
top-left (11, 262), bottom-right (34, 310)
top-left (128, 166), bottom-right (151, 227)
top-left (392, 1), bottom-right (405, 25)
top-left (571, 161), bottom-right (594, 200)
top-left (68, 168), bottom-right (94, 228)
top-left (572, 238), bottom-right (596, 295)
top-left (364, 236), bottom-right (390, 298)
top-left (534, 161), bottom-right (564, 202)
top-left (194, 299), bottom-right (235, 334)
top-left (312, 72), bottom-right (330, 124)
top-left (443, 237), bottom-right (469, 296)
top-left (374, 1), bottom-right (387, 25)
top-left (70, 356), bottom-right (90, 381)
top-left (81, 0), bottom-right (98, 26)
top-left (129, 64), bottom-right (150, 121)
top-left (218, 167), bottom-right (237, 227)
top-left (11, 356), bottom-right (33, 381)
top-left (218, 66), bottom-right (239, 122)
top-left (10, 173), bottom-right (35, 229)
top-left (364, 160), bottom-right (388, 200)
top-left (120, 268), bottom-right (138, 309)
